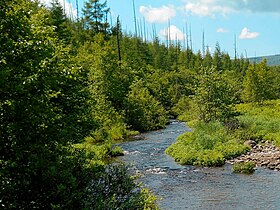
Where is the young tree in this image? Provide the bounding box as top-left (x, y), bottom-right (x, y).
top-left (193, 66), bottom-right (236, 123)
top-left (202, 48), bottom-right (212, 68)
top-left (213, 42), bottom-right (222, 72)
top-left (48, 0), bottom-right (71, 42)
top-left (242, 60), bottom-right (276, 103)
top-left (82, 0), bottom-right (110, 35)
top-left (125, 80), bottom-right (168, 131)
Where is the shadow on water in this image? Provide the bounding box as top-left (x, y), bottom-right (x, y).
top-left (116, 120), bottom-right (280, 210)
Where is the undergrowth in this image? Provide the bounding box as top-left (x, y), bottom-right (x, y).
top-left (232, 162), bottom-right (256, 174)
top-left (166, 121), bottom-right (249, 167)
top-left (167, 99), bottom-right (280, 167)
top-left (235, 99), bottom-right (280, 146)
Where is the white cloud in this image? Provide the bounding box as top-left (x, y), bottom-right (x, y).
top-left (39, 0), bottom-right (77, 19)
top-left (239, 27), bottom-right (260, 39)
top-left (185, 3), bottom-right (212, 17)
top-left (216, 28), bottom-right (228, 33)
top-left (158, 25), bottom-right (185, 41)
top-left (183, 0), bottom-right (280, 17)
top-left (184, 0), bottom-right (233, 17)
top-left (139, 5), bottom-right (176, 23)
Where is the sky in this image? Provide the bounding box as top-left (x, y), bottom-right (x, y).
top-left (40, 0), bottom-right (280, 58)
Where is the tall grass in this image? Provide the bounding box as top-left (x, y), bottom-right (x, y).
top-left (166, 121), bottom-right (249, 166)
top-left (235, 99), bottom-right (280, 146)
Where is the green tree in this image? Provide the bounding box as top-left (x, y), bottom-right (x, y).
top-left (202, 48), bottom-right (212, 68)
top-left (82, 0), bottom-right (110, 35)
top-left (194, 50), bottom-right (203, 70)
top-left (74, 35), bottom-right (130, 142)
top-left (48, 0), bottom-right (71, 42)
top-left (193, 66), bottom-right (236, 123)
top-left (242, 60), bottom-right (276, 103)
top-left (148, 38), bottom-right (169, 70)
top-left (221, 53), bottom-right (232, 72)
top-left (125, 80), bottom-right (168, 131)
top-left (213, 43), bottom-right (222, 72)
top-left (0, 1), bottom-right (94, 208)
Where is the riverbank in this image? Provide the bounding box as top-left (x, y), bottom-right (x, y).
top-left (166, 100), bottom-right (280, 168)
top-left (227, 141), bottom-right (280, 171)
top-left (116, 120), bottom-right (280, 209)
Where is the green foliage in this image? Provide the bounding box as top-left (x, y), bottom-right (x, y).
top-left (74, 35), bottom-right (132, 142)
top-left (0, 1), bottom-right (157, 209)
top-left (125, 80), bottom-right (168, 131)
top-left (111, 146), bottom-right (124, 157)
top-left (192, 66), bottom-right (237, 123)
top-left (235, 100), bottom-right (280, 146)
top-left (3, 0), bottom-right (279, 208)
top-left (232, 162), bottom-right (256, 174)
top-left (147, 67), bottom-right (196, 111)
top-left (120, 35), bottom-right (153, 71)
top-left (166, 121), bottom-right (249, 167)
top-left (0, 1), bottom-right (96, 208)
top-left (242, 60), bottom-right (277, 102)
top-left (48, 0), bottom-right (71, 42)
top-left (85, 164), bottom-right (159, 210)
top-left (82, 0), bottom-right (110, 35)
top-left (171, 96), bottom-right (197, 121)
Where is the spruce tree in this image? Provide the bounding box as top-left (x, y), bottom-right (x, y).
top-left (82, 0), bottom-right (110, 35)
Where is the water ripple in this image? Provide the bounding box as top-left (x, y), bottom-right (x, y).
top-left (116, 121), bottom-right (280, 210)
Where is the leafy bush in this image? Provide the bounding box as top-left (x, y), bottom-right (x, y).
top-left (232, 162), bottom-right (256, 174)
top-left (166, 121), bottom-right (249, 167)
top-left (192, 66), bottom-right (237, 123)
top-left (242, 60), bottom-right (278, 103)
top-left (86, 164), bottom-right (159, 210)
top-left (111, 146), bottom-right (124, 157)
top-left (172, 96), bottom-right (198, 122)
top-left (125, 80), bottom-right (168, 132)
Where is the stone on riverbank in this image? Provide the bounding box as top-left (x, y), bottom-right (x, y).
top-left (227, 142), bottom-right (280, 171)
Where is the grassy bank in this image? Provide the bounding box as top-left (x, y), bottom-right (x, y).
top-left (166, 99), bottom-right (280, 167)
top-left (235, 99), bottom-right (280, 146)
top-left (166, 121), bottom-right (249, 166)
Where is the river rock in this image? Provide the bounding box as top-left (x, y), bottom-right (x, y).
top-left (131, 135), bottom-right (144, 140)
top-left (227, 142), bottom-right (280, 171)
top-left (244, 140), bottom-right (257, 147)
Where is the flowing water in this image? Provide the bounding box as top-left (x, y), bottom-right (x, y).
top-left (116, 120), bottom-right (280, 210)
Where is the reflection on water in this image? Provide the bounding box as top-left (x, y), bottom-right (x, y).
top-left (116, 120), bottom-right (280, 210)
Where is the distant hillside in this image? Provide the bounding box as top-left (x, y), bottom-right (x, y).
top-left (248, 54), bottom-right (280, 66)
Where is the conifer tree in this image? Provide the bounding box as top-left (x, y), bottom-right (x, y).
top-left (49, 0), bottom-right (70, 42)
top-left (213, 42), bottom-right (222, 72)
top-left (82, 0), bottom-right (110, 35)
top-left (242, 60), bottom-right (276, 102)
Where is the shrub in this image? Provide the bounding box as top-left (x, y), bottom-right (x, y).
top-left (232, 162), bottom-right (256, 174)
top-left (166, 121), bottom-right (248, 167)
top-left (85, 164), bottom-right (159, 209)
top-left (125, 80), bottom-right (168, 132)
top-left (111, 146), bottom-right (124, 157)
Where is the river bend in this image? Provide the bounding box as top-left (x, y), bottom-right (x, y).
top-left (116, 120), bottom-right (280, 210)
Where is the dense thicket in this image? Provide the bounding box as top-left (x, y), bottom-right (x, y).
top-left (1, 0), bottom-right (280, 208)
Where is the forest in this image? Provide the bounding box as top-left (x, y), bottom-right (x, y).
top-left (1, 0), bottom-right (280, 209)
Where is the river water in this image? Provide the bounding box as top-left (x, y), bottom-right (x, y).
top-left (116, 120), bottom-right (280, 210)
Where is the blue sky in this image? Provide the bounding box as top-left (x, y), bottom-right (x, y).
top-left (41, 0), bottom-right (280, 58)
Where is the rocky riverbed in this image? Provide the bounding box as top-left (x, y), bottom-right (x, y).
top-left (227, 141), bottom-right (280, 171)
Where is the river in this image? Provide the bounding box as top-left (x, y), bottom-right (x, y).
top-left (116, 120), bottom-right (280, 210)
